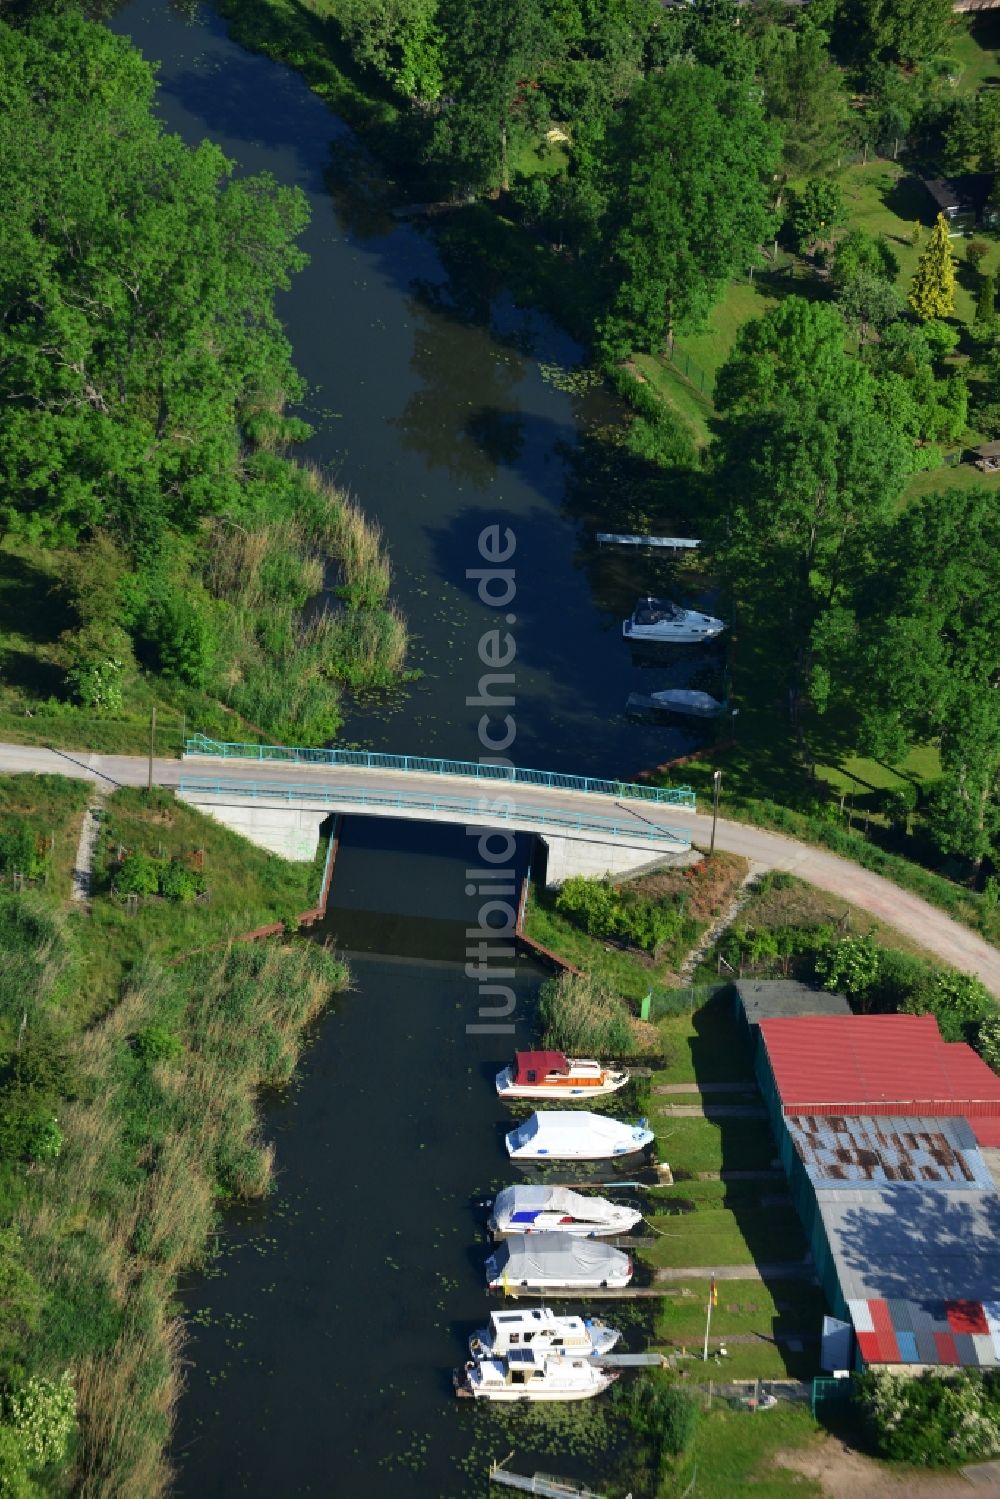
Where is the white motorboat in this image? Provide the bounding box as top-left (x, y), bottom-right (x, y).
top-left (623, 597), bottom-right (725, 644)
top-left (496, 1050), bottom-right (630, 1101)
top-left (489, 1184), bottom-right (643, 1238)
top-left (505, 1110), bottom-right (654, 1161)
top-left (455, 1349), bottom-right (619, 1401)
top-left (469, 1307), bottom-right (621, 1361)
top-left (485, 1231), bottom-right (633, 1291)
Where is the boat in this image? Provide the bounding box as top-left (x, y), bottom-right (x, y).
top-left (454, 1349), bottom-right (619, 1401)
top-left (489, 1184), bottom-right (643, 1238)
top-left (496, 1050), bottom-right (630, 1101)
top-left (626, 686), bottom-right (728, 716)
top-left (485, 1232), bottom-right (633, 1291)
top-left (469, 1307), bottom-right (622, 1360)
top-left (505, 1110), bottom-right (654, 1161)
top-left (622, 597), bottom-right (725, 644)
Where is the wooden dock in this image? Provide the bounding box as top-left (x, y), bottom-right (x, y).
top-left (489, 1460), bottom-right (610, 1497)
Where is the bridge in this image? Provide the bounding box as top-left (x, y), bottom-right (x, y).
top-left (177, 736), bottom-right (696, 884)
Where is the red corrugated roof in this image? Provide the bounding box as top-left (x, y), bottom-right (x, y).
top-left (971, 1117), bottom-right (1000, 1147)
top-left (759, 1014), bottom-right (1000, 1117)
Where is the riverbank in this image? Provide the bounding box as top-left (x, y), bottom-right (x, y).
top-left (0, 776), bottom-right (349, 1497)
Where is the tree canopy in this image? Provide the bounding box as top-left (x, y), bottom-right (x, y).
top-left (596, 64), bottom-right (779, 356)
top-left (0, 12), bottom-right (308, 549)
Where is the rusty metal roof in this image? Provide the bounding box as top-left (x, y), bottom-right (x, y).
top-left (787, 1114), bottom-right (996, 1192)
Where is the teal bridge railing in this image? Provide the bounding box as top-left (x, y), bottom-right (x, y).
top-left (177, 777), bottom-right (693, 849)
top-left (184, 735), bottom-right (697, 809)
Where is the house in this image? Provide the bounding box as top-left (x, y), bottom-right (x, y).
top-left (923, 174), bottom-right (996, 230)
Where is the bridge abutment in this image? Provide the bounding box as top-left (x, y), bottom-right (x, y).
top-left (540, 834), bottom-right (698, 888)
top-left (177, 793), bottom-right (327, 861)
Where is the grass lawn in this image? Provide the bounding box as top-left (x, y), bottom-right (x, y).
top-left (646, 1196), bottom-right (806, 1271)
top-left (77, 786), bottom-right (328, 1016)
top-left (653, 985), bottom-right (756, 1084)
top-left (951, 12), bottom-right (1000, 96)
top-left (631, 351), bottom-right (716, 447)
top-left (677, 1403), bottom-right (826, 1498)
top-left (652, 1115), bottom-right (779, 1177)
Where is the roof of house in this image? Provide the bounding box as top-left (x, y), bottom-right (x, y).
top-left (786, 1114), bottom-right (996, 1192)
top-left (758, 1014), bottom-right (1000, 1117)
top-left (736, 979), bottom-right (851, 1024)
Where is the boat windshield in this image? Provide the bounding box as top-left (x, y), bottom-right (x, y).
top-left (632, 598), bottom-right (682, 625)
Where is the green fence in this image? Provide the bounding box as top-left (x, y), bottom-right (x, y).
top-left (647, 981), bottom-right (731, 1021)
top-left (811, 1375), bottom-right (854, 1418)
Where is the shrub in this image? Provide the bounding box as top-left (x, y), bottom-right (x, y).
top-left (62, 620), bottom-right (132, 714)
top-left (815, 934), bottom-right (881, 1000)
top-left (866, 946), bottom-right (932, 1014)
top-left (133, 1025), bottom-right (182, 1064)
top-left (967, 238), bottom-right (990, 272)
top-left (0, 827), bottom-right (44, 882)
top-left (157, 860), bottom-right (205, 903)
top-left (978, 1015), bottom-right (1000, 1074)
top-left (615, 1373), bottom-right (698, 1486)
top-left (858, 1369), bottom-right (1000, 1466)
top-left (537, 972), bottom-right (637, 1056)
top-left (114, 854), bottom-right (161, 899)
top-left (4, 1372), bottom-right (76, 1471)
top-left (902, 970), bottom-right (994, 1043)
top-left (137, 593), bottom-right (215, 687)
top-left (555, 876), bottom-right (687, 956)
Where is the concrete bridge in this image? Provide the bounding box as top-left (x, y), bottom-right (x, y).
top-left (176, 736), bottom-right (696, 884)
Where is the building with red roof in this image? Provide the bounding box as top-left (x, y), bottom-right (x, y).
top-left (750, 1012), bottom-right (1000, 1373)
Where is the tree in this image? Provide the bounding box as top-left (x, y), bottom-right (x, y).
top-left (832, 227), bottom-right (899, 287)
top-left (857, 487), bottom-right (1000, 869)
top-left (596, 65), bottom-right (779, 355)
top-left (836, 0), bottom-right (955, 67)
top-left (337, 0), bottom-right (445, 101)
top-left (711, 298), bottom-right (912, 725)
top-left (966, 238), bottom-right (990, 274)
top-left (908, 213), bottom-right (956, 320)
top-left (945, 89), bottom-right (1000, 175)
top-left (836, 271), bottom-right (903, 342)
top-left (433, 0), bottom-right (556, 193)
top-left (0, 14), bottom-right (309, 547)
top-left (789, 177), bottom-right (846, 253)
top-left (977, 272), bottom-right (996, 327)
top-left (759, 21), bottom-right (852, 181)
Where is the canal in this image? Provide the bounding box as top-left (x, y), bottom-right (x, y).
top-left (106, 2), bottom-right (664, 1491)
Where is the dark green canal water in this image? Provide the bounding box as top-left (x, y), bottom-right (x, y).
top-left (106, 3), bottom-right (665, 1490)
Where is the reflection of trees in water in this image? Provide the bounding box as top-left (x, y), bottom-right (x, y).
top-left (324, 143), bottom-right (397, 241)
top-left (560, 418), bottom-right (712, 617)
top-left (391, 298), bottom-right (526, 487)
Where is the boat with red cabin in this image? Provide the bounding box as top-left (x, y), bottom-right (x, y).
top-left (496, 1050), bottom-right (629, 1101)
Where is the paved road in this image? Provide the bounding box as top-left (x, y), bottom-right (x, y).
top-left (5, 741), bottom-right (999, 994)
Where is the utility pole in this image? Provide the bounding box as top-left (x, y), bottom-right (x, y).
top-left (148, 704), bottom-right (156, 794)
top-left (709, 769), bottom-right (722, 857)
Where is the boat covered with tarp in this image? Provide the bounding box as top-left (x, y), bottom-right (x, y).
top-left (485, 1232), bottom-right (633, 1290)
top-left (505, 1110), bottom-right (654, 1161)
top-left (490, 1184), bottom-right (643, 1237)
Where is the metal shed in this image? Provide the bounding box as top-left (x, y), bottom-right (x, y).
top-left (733, 979), bottom-right (850, 1049)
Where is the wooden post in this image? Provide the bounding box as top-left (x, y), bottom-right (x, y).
top-left (148, 704), bottom-right (156, 793)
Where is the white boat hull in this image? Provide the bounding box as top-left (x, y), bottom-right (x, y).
top-left (455, 1363), bottom-right (618, 1401)
top-left (496, 1076), bottom-right (630, 1101)
top-left (459, 1379), bottom-right (615, 1402)
top-left (506, 1139), bottom-right (652, 1161)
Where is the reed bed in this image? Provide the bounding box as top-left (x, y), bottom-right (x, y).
top-left (7, 935), bottom-right (349, 1497)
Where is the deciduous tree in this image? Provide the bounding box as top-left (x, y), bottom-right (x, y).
top-left (596, 65), bottom-right (778, 356)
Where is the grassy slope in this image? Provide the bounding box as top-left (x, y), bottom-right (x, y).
top-left (78, 786), bottom-right (326, 1016)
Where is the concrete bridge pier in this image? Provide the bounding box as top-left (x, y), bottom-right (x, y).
top-left (540, 834), bottom-right (697, 889)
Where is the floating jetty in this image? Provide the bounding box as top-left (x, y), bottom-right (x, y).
top-left (596, 533), bottom-right (701, 550)
top-left (489, 1459), bottom-right (610, 1497)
